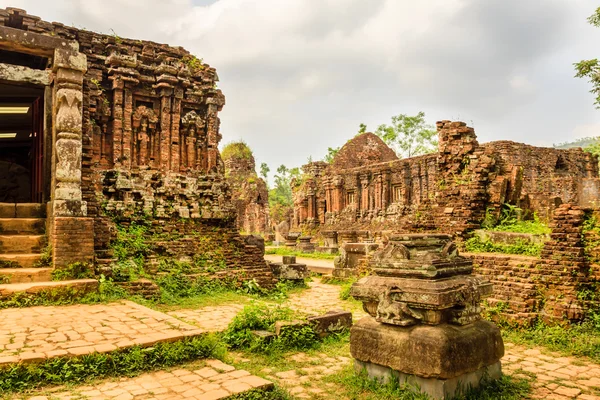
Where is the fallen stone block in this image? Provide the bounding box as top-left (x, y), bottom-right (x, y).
top-left (274, 320), bottom-right (309, 336)
top-left (251, 330), bottom-right (276, 342)
top-left (308, 310), bottom-right (353, 337)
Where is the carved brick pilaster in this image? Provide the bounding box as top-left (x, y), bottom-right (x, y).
top-left (52, 48), bottom-right (87, 217)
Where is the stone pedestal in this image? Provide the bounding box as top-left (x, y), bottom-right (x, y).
top-left (268, 256), bottom-right (309, 281)
top-left (333, 243), bottom-right (379, 278)
top-left (284, 232), bottom-right (300, 249)
top-left (297, 236), bottom-right (315, 253)
top-left (317, 231), bottom-right (339, 254)
top-left (349, 234), bottom-right (504, 399)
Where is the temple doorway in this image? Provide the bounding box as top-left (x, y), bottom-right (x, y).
top-left (0, 82), bottom-right (46, 203)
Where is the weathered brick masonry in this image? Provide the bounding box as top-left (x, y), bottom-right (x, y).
top-left (0, 8), bottom-right (275, 285)
top-left (468, 204), bottom-right (600, 324)
top-left (293, 121), bottom-right (598, 235)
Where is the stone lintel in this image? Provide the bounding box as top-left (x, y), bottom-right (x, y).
top-left (0, 62), bottom-right (50, 86)
top-left (350, 317), bottom-right (504, 380)
top-left (0, 25), bottom-right (78, 56)
top-left (354, 360), bottom-right (502, 400)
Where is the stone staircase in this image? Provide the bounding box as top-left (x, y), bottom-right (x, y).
top-left (0, 203), bottom-right (99, 300)
top-left (0, 203), bottom-right (50, 283)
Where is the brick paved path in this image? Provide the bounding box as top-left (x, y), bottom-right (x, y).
top-left (504, 344), bottom-right (600, 399)
top-left (167, 304), bottom-right (245, 333)
top-left (18, 360), bottom-right (272, 400)
top-left (0, 301), bottom-right (204, 365)
top-left (5, 279), bottom-right (600, 399)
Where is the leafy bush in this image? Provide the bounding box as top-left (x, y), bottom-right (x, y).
top-left (483, 204), bottom-right (550, 235)
top-left (155, 269), bottom-right (235, 303)
top-left (110, 260), bottom-right (145, 282)
top-left (228, 387), bottom-right (292, 400)
top-left (51, 262), bottom-right (95, 281)
top-left (223, 304), bottom-right (318, 354)
top-left (111, 223), bottom-right (150, 263)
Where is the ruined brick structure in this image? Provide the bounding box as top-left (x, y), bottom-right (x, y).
top-left (469, 204), bottom-right (600, 324)
top-left (293, 121), bottom-right (598, 235)
top-left (222, 142), bottom-right (270, 235)
top-left (0, 8), bottom-right (274, 287)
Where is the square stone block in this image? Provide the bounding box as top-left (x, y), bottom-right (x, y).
top-left (350, 317), bottom-right (504, 380)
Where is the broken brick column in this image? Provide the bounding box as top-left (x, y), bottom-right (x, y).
top-left (51, 48), bottom-right (94, 269)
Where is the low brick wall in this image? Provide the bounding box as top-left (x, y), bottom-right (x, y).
top-left (115, 279), bottom-right (160, 300)
top-left (469, 204), bottom-right (600, 325)
top-left (52, 217), bottom-right (94, 269)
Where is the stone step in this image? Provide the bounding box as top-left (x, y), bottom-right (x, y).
top-left (0, 218), bottom-right (45, 234)
top-left (0, 203), bottom-right (46, 218)
top-left (0, 268), bottom-right (52, 284)
top-left (0, 279), bottom-right (98, 299)
top-left (0, 253), bottom-right (42, 268)
top-left (0, 235), bottom-right (45, 254)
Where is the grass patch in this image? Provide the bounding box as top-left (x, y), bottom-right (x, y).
top-left (265, 247), bottom-right (337, 260)
top-left (491, 220), bottom-right (551, 235)
top-left (0, 334), bottom-right (225, 394)
top-left (464, 236), bottom-right (542, 257)
top-left (324, 365), bottom-right (531, 400)
top-left (501, 320), bottom-right (600, 363)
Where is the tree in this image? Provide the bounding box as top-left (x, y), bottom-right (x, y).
top-left (268, 165), bottom-right (301, 224)
top-left (323, 146), bottom-right (340, 163)
top-left (575, 7), bottom-right (600, 107)
top-left (259, 162), bottom-right (270, 186)
top-left (358, 123), bottom-right (367, 134)
top-left (375, 111), bottom-right (437, 158)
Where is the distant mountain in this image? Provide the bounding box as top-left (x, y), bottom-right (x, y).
top-left (553, 137), bottom-right (600, 149)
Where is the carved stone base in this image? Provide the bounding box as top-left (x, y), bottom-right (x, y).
top-left (269, 262), bottom-right (309, 281)
top-left (332, 267), bottom-right (358, 278)
top-left (350, 317), bottom-right (504, 380)
top-left (354, 359), bottom-right (502, 400)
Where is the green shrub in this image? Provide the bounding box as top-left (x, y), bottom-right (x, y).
top-left (223, 304), bottom-right (318, 354)
top-left (0, 334), bottom-right (225, 393)
top-left (111, 223), bottom-right (149, 262)
top-left (464, 236), bottom-right (542, 257)
top-left (155, 269), bottom-right (235, 302)
top-left (227, 387), bottom-right (292, 400)
top-left (51, 262), bottom-right (95, 281)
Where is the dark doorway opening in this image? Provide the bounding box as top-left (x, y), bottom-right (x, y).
top-left (0, 82), bottom-right (45, 203)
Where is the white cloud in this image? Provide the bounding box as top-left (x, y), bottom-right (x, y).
top-left (2, 0), bottom-right (600, 171)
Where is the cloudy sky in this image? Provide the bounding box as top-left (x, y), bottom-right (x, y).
top-left (3, 0), bottom-right (600, 178)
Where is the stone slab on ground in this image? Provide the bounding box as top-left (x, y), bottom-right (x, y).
top-left (0, 300), bottom-right (205, 365)
top-left (13, 360), bottom-right (274, 399)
